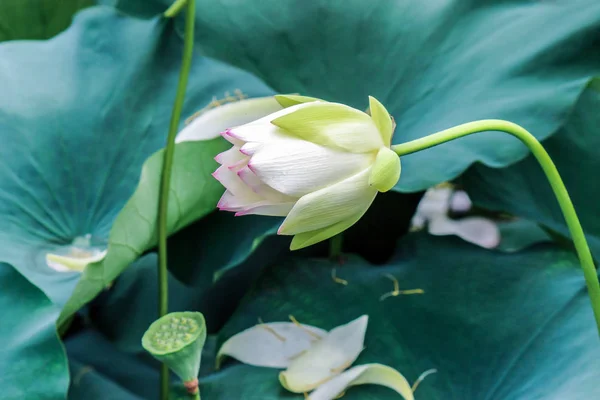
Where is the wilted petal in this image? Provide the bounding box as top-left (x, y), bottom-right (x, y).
top-left (217, 322), bottom-right (327, 369)
top-left (271, 102), bottom-right (383, 153)
top-left (428, 215), bottom-right (500, 249)
top-left (308, 364), bottom-right (414, 400)
top-left (279, 315), bottom-right (368, 393)
top-left (278, 169), bottom-right (377, 235)
top-left (176, 96), bottom-right (284, 143)
top-left (249, 137), bottom-right (374, 197)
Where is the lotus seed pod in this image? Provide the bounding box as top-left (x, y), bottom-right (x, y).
top-left (142, 312), bottom-right (207, 385)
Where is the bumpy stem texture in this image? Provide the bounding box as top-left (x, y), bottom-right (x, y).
top-left (158, 1), bottom-right (196, 399)
top-left (392, 119), bottom-right (600, 336)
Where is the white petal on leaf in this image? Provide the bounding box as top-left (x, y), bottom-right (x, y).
top-left (235, 201), bottom-right (296, 217)
top-left (46, 250), bottom-right (107, 273)
top-left (215, 146), bottom-right (247, 166)
top-left (279, 315), bottom-right (368, 393)
top-left (249, 136), bottom-right (374, 197)
top-left (175, 96), bottom-right (284, 143)
top-left (428, 215), bottom-right (500, 249)
top-left (216, 322), bottom-right (327, 369)
top-left (308, 364), bottom-right (414, 400)
top-left (279, 169), bottom-right (377, 235)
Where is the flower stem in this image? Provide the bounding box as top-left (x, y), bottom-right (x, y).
top-left (329, 234), bottom-right (343, 261)
top-left (392, 119), bottom-right (600, 336)
top-left (157, 0), bottom-right (196, 398)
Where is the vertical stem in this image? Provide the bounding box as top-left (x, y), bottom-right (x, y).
top-left (329, 234), bottom-right (343, 261)
top-left (158, 1), bottom-right (196, 399)
top-left (391, 119), bottom-right (600, 336)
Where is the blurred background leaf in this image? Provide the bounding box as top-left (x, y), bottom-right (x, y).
top-left (64, 233), bottom-right (600, 399)
top-left (0, 263), bottom-right (69, 400)
top-left (0, 0), bottom-right (93, 42)
top-left (462, 81), bottom-right (600, 260)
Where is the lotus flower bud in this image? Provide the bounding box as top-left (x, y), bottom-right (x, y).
top-left (213, 95), bottom-right (400, 250)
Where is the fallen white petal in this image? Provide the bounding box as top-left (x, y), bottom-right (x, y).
top-left (175, 96), bottom-right (284, 143)
top-left (216, 322), bottom-right (327, 369)
top-left (428, 215), bottom-right (500, 249)
top-left (308, 364), bottom-right (414, 400)
top-left (279, 315), bottom-right (368, 393)
top-left (46, 249), bottom-right (107, 273)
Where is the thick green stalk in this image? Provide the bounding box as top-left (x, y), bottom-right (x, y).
top-left (158, 1), bottom-right (196, 399)
top-left (392, 119), bottom-right (600, 336)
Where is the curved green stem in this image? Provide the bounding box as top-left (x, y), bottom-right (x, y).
top-left (164, 0), bottom-right (188, 18)
top-left (392, 119), bottom-right (600, 336)
top-left (157, 0), bottom-right (196, 399)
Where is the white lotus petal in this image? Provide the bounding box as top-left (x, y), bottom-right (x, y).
top-left (279, 315), bottom-right (368, 393)
top-left (225, 103), bottom-right (315, 144)
top-left (175, 96), bottom-right (284, 143)
top-left (428, 215), bottom-right (500, 249)
top-left (308, 364), bottom-right (414, 400)
top-left (449, 190), bottom-right (472, 213)
top-left (217, 190), bottom-right (262, 212)
top-left (235, 201), bottom-right (296, 217)
top-left (238, 167), bottom-right (297, 203)
top-left (249, 136), bottom-right (374, 197)
top-left (217, 322), bottom-right (327, 369)
top-left (279, 169), bottom-right (377, 235)
top-left (46, 249), bottom-right (107, 273)
top-left (215, 146), bottom-right (247, 167)
top-left (213, 166), bottom-right (259, 201)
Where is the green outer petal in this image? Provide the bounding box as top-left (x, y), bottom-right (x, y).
top-left (369, 147), bottom-right (401, 193)
top-left (271, 102), bottom-right (383, 153)
top-left (368, 96), bottom-right (393, 146)
top-left (290, 203), bottom-right (374, 250)
top-left (279, 169), bottom-right (377, 235)
top-left (275, 94), bottom-right (323, 108)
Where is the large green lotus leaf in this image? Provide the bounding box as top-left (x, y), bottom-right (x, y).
top-left (461, 82), bottom-right (600, 259)
top-left (207, 233), bottom-right (600, 399)
top-left (0, 0), bottom-right (93, 42)
top-left (90, 236), bottom-right (288, 352)
top-left (186, 0), bottom-right (600, 192)
top-left (0, 6), bottom-right (276, 325)
top-left (66, 328), bottom-right (215, 399)
top-left (0, 263), bottom-right (68, 400)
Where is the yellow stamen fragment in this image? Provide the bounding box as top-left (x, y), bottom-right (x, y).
top-left (185, 89), bottom-right (249, 124)
top-left (411, 368), bottom-right (438, 393)
top-left (289, 315), bottom-right (323, 340)
top-left (257, 317), bottom-right (286, 342)
top-left (379, 273), bottom-right (425, 301)
top-left (334, 391), bottom-right (347, 399)
top-left (331, 268), bottom-right (348, 286)
top-left (330, 359), bottom-right (353, 374)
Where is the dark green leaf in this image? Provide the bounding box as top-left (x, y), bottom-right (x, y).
top-left (187, 0), bottom-right (600, 192)
top-left (0, 6), bottom-right (275, 325)
top-left (0, 263), bottom-right (69, 400)
top-left (0, 0), bottom-right (93, 42)
top-left (210, 233), bottom-right (600, 399)
top-left (463, 82), bottom-right (600, 259)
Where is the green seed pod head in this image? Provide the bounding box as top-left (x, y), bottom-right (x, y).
top-left (142, 312), bottom-right (207, 382)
